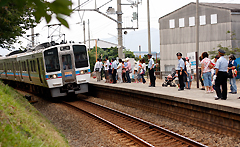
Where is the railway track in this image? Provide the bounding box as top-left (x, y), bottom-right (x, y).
top-left (63, 100), bottom-right (207, 147)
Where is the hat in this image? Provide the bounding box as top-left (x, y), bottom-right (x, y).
top-left (218, 49), bottom-right (225, 54)
top-left (176, 52), bottom-right (182, 56)
top-left (185, 57), bottom-right (189, 60)
top-left (147, 54), bottom-right (152, 56)
top-left (126, 57), bottom-right (129, 61)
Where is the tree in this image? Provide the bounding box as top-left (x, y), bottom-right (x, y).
top-left (0, 0), bottom-right (72, 49)
top-left (124, 49), bottom-right (135, 58)
top-left (208, 31), bottom-right (240, 59)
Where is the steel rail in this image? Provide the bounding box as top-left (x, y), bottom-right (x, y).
top-left (83, 100), bottom-right (208, 147)
top-left (62, 101), bottom-right (154, 147)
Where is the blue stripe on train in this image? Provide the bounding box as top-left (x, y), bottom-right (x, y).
top-left (45, 73), bottom-right (62, 79)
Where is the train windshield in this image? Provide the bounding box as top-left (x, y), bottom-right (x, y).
top-left (44, 47), bottom-right (60, 72)
top-left (62, 54), bottom-right (72, 70)
top-left (73, 45), bottom-right (88, 68)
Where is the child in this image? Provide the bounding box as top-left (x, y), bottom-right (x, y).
top-left (108, 65), bottom-right (113, 83)
top-left (133, 69), bottom-right (138, 83)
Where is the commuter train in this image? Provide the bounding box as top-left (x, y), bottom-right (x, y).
top-left (0, 42), bottom-right (90, 97)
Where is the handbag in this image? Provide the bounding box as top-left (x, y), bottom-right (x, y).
top-left (95, 68), bottom-right (100, 72)
top-left (140, 69), bottom-right (145, 75)
top-left (233, 69), bottom-right (237, 78)
top-left (228, 70), bottom-right (233, 78)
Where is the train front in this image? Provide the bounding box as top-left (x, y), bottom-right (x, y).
top-left (43, 44), bottom-right (90, 97)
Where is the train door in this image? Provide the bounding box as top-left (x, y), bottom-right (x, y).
top-left (26, 59), bottom-right (32, 81)
top-left (60, 53), bottom-right (76, 85)
top-left (36, 58), bottom-right (43, 84)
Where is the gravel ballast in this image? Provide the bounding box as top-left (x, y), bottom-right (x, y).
top-left (17, 90), bottom-right (127, 147)
top-left (87, 96), bottom-right (240, 147)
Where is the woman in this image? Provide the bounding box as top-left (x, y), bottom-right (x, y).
top-left (122, 60), bottom-right (126, 83)
top-left (201, 52), bottom-right (213, 93)
top-left (117, 59), bottom-right (123, 83)
top-left (186, 57), bottom-right (192, 89)
top-left (199, 56), bottom-right (205, 90)
top-left (228, 54), bottom-right (237, 94)
top-left (140, 59), bottom-right (146, 84)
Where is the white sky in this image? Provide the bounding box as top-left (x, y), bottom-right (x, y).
top-left (2, 0), bottom-right (240, 56)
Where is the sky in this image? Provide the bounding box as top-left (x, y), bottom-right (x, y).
top-left (2, 0), bottom-right (240, 56)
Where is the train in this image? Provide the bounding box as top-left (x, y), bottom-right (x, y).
top-left (0, 42), bottom-right (90, 97)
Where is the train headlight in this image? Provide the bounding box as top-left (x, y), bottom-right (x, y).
top-left (80, 70), bottom-right (84, 74)
top-left (52, 74), bottom-right (57, 79)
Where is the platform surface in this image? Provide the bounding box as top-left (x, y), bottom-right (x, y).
top-left (90, 78), bottom-right (240, 114)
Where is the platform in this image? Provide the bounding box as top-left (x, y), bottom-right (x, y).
top-left (89, 78), bottom-right (240, 115)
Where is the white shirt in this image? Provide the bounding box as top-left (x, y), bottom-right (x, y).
top-left (176, 58), bottom-right (184, 70)
top-left (215, 56), bottom-right (228, 72)
top-left (117, 63), bottom-right (123, 72)
top-left (148, 58), bottom-right (154, 68)
top-left (105, 60), bottom-right (110, 70)
top-left (94, 61), bottom-right (102, 72)
top-left (142, 63), bottom-right (146, 71)
top-left (112, 60), bottom-right (118, 69)
top-left (186, 62), bottom-right (191, 73)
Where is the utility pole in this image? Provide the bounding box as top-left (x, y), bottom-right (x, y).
top-left (117, 0), bottom-right (123, 59)
top-left (88, 19), bottom-right (91, 51)
top-left (83, 20), bottom-right (86, 44)
top-left (31, 27), bottom-right (34, 47)
top-left (196, 0), bottom-right (199, 88)
top-left (147, 0), bottom-right (151, 54)
top-left (95, 39), bottom-right (98, 62)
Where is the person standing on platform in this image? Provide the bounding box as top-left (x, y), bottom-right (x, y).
top-left (186, 57), bottom-right (192, 89)
top-left (117, 59), bottom-right (123, 83)
top-left (99, 59), bottom-right (103, 81)
top-left (228, 54), bottom-right (237, 94)
top-left (201, 52), bottom-right (214, 93)
top-left (104, 57), bottom-right (110, 83)
top-left (148, 54), bottom-right (155, 87)
top-left (111, 58), bottom-right (117, 84)
top-left (122, 60), bottom-right (126, 83)
top-left (125, 58), bottom-right (132, 83)
top-left (199, 56), bottom-right (205, 90)
top-left (215, 49), bottom-right (228, 100)
top-left (94, 58), bottom-right (101, 82)
top-left (176, 52), bottom-right (185, 91)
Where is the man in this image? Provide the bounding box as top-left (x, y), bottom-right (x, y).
top-left (215, 49), bottom-right (228, 100)
top-left (111, 58), bottom-right (117, 84)
top-left (99, 59), bottom-right (103, 80)
top-left (94, 59), bottom-right (101, 82)
top-left (125, 58), bottom-right (131, 83)
top-left (148, 54), bottom-right (155, 87)
top-left (186, 57), bottom-right (192, 89)
top-left (176, 52), bottom-right (185, 91)
top-left (105, 56), bottom-right (110, 83)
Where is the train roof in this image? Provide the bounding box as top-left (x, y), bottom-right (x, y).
top-left (1, 42), bottom-right (86, 60)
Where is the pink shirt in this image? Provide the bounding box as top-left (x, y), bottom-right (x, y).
top-left (126, 61), bottom-right (131, 71)
top-left (201, 58), bottom-right (211, 73)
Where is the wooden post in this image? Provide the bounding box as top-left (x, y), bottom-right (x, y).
top-left (95, 39), bottom-right (98, 62)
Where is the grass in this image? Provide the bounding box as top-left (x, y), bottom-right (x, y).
top-left (0, 81), bottom-right (70, 147)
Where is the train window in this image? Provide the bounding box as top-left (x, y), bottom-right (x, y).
top-left (62, 54), bottom-right (72, 70)
top-left (44, 47), bottom-right (60, 73)
top-left (33, 60), bottom-right (36, 72)
top-left (60, 46), bottom-right (70, 51)
top-left (22, 62), bottom-right (26, 71)
top-left (0, 63), bottom-right (2, 70)
top-left (30, 61), bottom-right (33, 72)
top-left (73, 45), bottom-right (88, 68)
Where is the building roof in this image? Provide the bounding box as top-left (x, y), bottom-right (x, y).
top-left (201, 3), bottom-right (240, 12)
top-left (83, 39), bottom-right (119, 49)
top-left (159, 2), bottom-right (240, 20)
